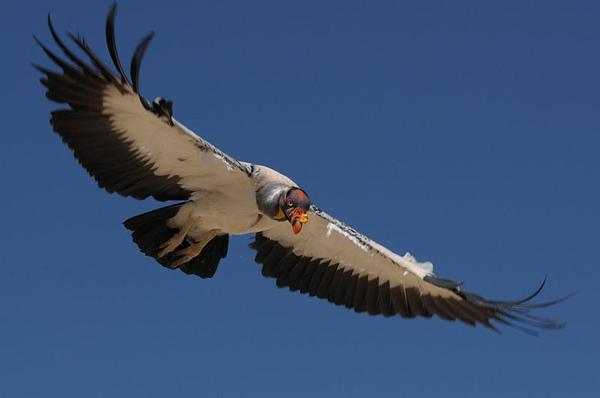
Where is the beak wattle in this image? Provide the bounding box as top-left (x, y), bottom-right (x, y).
top-left (290, 209), bottom-right (309, 234)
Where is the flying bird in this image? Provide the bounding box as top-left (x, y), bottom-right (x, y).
top-left (34, 4), bottom-right (568, 334)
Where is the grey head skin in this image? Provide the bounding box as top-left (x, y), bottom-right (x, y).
top-left (256, 183), bottom-right (311, 234)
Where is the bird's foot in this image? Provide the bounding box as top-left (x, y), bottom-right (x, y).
top-left (157, 216), bottom-right (199, 258)
top-left (171, 230), bottom-right (218, 268)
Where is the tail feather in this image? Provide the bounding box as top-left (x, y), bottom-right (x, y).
top-left (123, 203), bottom-right (228, 278)
top-left (179, 235), bottom-right (228, 278)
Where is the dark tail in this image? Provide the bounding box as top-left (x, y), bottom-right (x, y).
top-left (123, 203), bottom-right (228, 278)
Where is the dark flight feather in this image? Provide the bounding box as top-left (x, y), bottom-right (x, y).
top-left (250, 233), bottom-right (567, 334)
top-left (106, 3), bottom-right (130, 84)
top-left (130, 32), bottom-right (155, 109)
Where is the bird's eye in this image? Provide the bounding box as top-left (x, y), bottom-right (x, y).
top-left (287, 199), bottom-right (294, 207)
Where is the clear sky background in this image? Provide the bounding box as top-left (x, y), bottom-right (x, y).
top-left (1, 0), bottom-right (598, 397)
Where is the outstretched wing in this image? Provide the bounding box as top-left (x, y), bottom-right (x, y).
top-left (250, 205), bottom-right (568, 334)
top-left (34, 5), bottom-right (253, 201)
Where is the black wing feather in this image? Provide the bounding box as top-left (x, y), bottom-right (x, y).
top-left (35, 7), bottom-right (191, 201)
top-left (47, 16), bottom-right (100, 80)
top-left (67, 32), bottom-right (122, 87)
top-left (106, 3), bottom-right (130, 84)
top-left (250, 233), bottom-right (567, 334)
top-left (130, 32), bottom-right (155, 110)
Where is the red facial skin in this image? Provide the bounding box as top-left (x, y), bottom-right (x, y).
top-left (289, 208), bottom-right (308, 234)
top-left (281, 188), bottom-right (310, 234)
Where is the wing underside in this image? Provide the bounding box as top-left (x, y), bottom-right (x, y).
top-left (251, 206), bottom-right (568, 334)
top-left (35, 5), bottom-right (252, 201)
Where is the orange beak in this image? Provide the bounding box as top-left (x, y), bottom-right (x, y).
top-left (290, 209), bottom-right (309, 234)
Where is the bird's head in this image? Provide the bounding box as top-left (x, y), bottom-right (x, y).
top-left (256, 184), bottom-right (311, 234)
top-left (278, 188), bottom-right (310, 234)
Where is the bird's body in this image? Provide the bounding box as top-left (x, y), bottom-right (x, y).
top-left (168, 164), bottom-right (295, 237)
top-left (35, 4), bottom-right (568, 334)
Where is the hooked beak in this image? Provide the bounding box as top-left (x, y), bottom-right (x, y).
top-left (289, 208), bottom-right (309, 234)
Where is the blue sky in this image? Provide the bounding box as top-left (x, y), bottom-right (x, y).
top-left (1, 0), bottom-right (599, 396)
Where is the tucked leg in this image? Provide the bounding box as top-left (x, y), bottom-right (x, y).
top-left (157, 216), bottom-right (199, 258)
top-left (171, 230), bottom-right (219, 268)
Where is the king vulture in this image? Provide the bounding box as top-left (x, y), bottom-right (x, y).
top-left (34, 4), bottom-right (569, 334)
